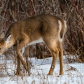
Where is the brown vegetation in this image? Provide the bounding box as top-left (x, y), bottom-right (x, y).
top-left (0, 0), bottom-right (84, 66)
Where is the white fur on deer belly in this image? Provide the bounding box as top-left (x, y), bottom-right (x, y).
top-left (28, 38), bottom-right (43, 45)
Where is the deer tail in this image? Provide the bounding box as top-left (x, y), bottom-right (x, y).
top-left (58, 20), bottom-right (67, 41)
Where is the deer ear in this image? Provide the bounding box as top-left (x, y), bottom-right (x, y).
top-left (0, 31), bottom-right (5, 38)
top-left (6, 34), bottom-right (11, 43)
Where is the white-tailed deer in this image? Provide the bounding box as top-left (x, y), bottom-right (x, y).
top-left (0, 14), bottom-right (67, 75)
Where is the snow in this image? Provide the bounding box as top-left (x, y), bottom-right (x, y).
top-left (0, 56), bottom-right (84, 84)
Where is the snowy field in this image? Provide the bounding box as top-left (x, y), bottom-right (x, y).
top-left (0, 55), bottom-right (84, 84)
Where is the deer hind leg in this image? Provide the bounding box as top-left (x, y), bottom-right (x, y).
top-left (43, 38), bottom-right (59, 75)
top-left (16, 39), bottom-right (31, 75)
top-left (59, 42), bottom-right (64, 75)
top-left (48, 48), bottom-right (59, 75)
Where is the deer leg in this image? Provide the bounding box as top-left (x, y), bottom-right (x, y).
top-left (59, 49), bottom-right (64, 75)
top-left (16, 47), bottom-right (25, 75)
top-left (16, 39), bottom-right (31, 76)
top-left (17, 50), bottom-right (27, 70)
top-left (48, 49), bottom-right (59, 75)
top-left (42, 37), bottom-right (59, 75)
top-left (16, 55), bottom-right (21, 75)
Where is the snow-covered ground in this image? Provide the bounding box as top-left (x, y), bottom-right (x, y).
top-left (0, 56), bottom-right (84, 84)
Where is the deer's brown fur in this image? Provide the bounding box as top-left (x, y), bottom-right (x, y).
top-left (0, 14), bottom-right (67, 75)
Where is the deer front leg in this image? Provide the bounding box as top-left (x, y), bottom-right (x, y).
top-left (16, 55), bottom-right (21, 75)
top-left (17, 49), bottom-right (31, 76)
top-left (17, 50), bottom-right (27, 69)
top-left (48, 49), bottom-right (59, 75)
top-left (16, 39), bottom-right (31, 76)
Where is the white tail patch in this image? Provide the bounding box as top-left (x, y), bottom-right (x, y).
top-left (58, 20), bottom-right (62, 42)
top-left (6, 34), bottom-right (11, 44)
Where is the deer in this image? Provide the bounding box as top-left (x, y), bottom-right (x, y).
top-left (0, 14), bottom-right (67, 75)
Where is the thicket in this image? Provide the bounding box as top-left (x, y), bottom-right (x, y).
top-left (0, 0), bottom-right (84, 62)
